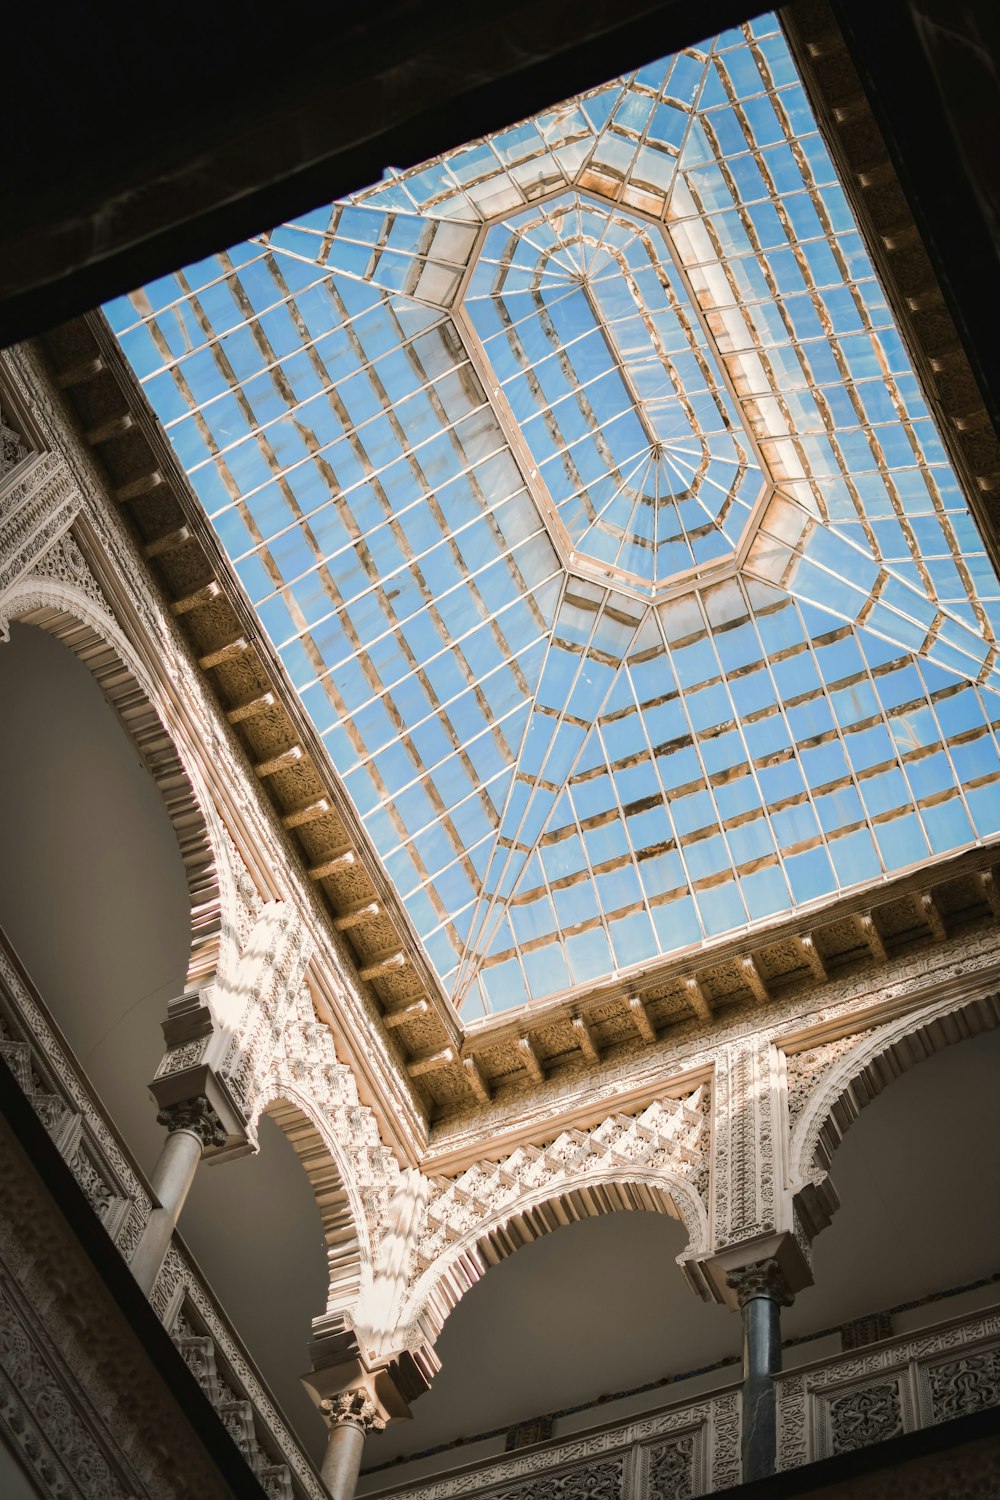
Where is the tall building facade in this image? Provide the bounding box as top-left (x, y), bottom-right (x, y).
top-left (0, 5), bottom-right (998, 1499)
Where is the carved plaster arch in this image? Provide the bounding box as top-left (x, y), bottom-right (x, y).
top-left (258, 1085), bottom-right (373, 1323)
top-left (787, 988), bottom-right (1000, 1239)
top-left (391, 1091), bottom-right (710, 1362)
top-left (0, 560), bottom-right (238, 995)
top-left (251, 987), bottom-right (401, 1331)
top-left (397, 1164), bottom-right (709, 1359)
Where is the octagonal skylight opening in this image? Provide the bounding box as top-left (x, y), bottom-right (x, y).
top-left (460, 189), bottom-right (767, 598)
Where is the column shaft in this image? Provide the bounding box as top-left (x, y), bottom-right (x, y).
top-left (320, 1421), bottom-right (366, 1500)
top-left (130, 1127), bottom-right (203, 1294)
top-left (741, 1291), bottom-right (782, 1482)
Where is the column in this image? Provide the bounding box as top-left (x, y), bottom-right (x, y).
top-left (727, 1258), bottom-right (794, 1482)
top-left (318, 1389), bottom-right (386, 1500)
top-left (130, 1096), bottom-right (227, 1295)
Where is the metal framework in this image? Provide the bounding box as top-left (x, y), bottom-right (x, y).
top-left (109, 14), bottom-right (1000, 1019)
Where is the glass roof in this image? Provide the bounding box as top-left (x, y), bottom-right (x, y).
top-left (108, 15), bottom-right (1000, 1020)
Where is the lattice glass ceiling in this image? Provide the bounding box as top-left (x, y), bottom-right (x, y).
top-left (109, 15), bottom-right (1000, 1019)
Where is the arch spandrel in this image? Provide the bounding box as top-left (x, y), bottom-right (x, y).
top-left (377, 1091), bottom-right (710, 1368)
top-left (785, 989), bottom-right (1000, 1242)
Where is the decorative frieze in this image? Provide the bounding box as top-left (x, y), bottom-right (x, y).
top-left (362, 1393), bottom-right (740, 1500)
top-left (776, 1307), bottom-right (1000, 1470)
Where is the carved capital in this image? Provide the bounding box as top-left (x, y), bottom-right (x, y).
top-left (156, 1095), bottom-right (228, 1150)
top-left (319, 1388), bottom-right (387, 1433)
top-left (726, 1257), bottom-right (794, 1309)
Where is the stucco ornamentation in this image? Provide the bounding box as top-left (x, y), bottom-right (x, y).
top-left (320, 1388), bottom-right (387, 1433)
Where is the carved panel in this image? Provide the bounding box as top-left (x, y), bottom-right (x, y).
top-left (826, 1380), bottom-right (904, 1454)
top-left (777, 1310), bottom-right (1000, 1471)
top-left (493, 1458), bottom-right (623, 1500)
top-left (925, 1348), bottom-right (1000, 1423)
top-left (369, 1394), bottom-right (739, 1500)
top-left (646, 1434), bottom-right (695, 1499)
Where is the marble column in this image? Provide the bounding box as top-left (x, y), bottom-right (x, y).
top-left (318, 1389), bottom-right (387, 1500)
top-left (727, 1258), bottom-right (794, 1482)
top-left (130, 1097), bottom-right (227, 1295)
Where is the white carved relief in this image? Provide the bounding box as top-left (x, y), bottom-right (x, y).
top-left (0, 442), bottom-right (81, 612)
top-left (786, 989), bottom-right (1000, 1210)
top-left (218, 901), bottom-right (315, 1115)
top-left (388, 1090), bottom-right (709, 1360)
top-left (375, 1391), bottom-right (740, 1500)
top-left (775, 1307), bottom-right (1000, 1470)
top-left (253, 984), bottom-right (402, 1328)
top-left (710, 1040), bottom-right (781, 1251)
top-left (0, 941), bottom-right (153, 1258)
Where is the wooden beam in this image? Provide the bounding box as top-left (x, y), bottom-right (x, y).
top-left (281, 797), bottom-right (331, 829)
top-left (798, 933), bottom-right (828, 982)
top-left (142, 525), bottom-right (191, 559)
top-left (683, 977), bottom-right (711, 1024)
top-left (517, 1035), bottom-right (545, 1084)
top-left (628, 995), bottom-right (656, 1043)
top-left (382, 999), bottom-right (429, 1030)
top-left (254, 745), bottom-right (303, 778)
top-left (113, 468), bottom-right (164, 503)
top-left (198, 635), bottom-right (248, 670)
top-left (462, 1055), bottom-right (492, 1104)
top-left (85, 411), bottom-right (134, 445)
top-left (333, 900), bottom-right (381, 932)
top-left (855, 912), bottom-right (887, 963)
top-left (740, 954), bottom-right (769, 1005)
top-left (407, 1047), bottom-right (455, 1079)
top-left (358, 951), bottom-right (407, 982)
top-left (917, 891), bottom-right (947, 942)
top-left (170, 579), bottom-right (222, 616)
top-left (308, 848), bottom-right (355, 880)
top-left (227, 691), bottom-right (276, 725)
top-left (571, 1015), bottom-right (600, 1064)
top-left (978, 869), bottom-right (1000, 918)
top-left (55, 354), bottom-right (105, 387)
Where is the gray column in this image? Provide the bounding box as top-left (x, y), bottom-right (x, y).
top-left (130, 1097), bottom-right (227, 1295)
top-left (727, 1258), bottom-right (793, 1482)
top-left (318, 1390), bottom-right (386, 1500)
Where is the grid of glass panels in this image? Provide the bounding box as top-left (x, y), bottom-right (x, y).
top-left (463, 191), bottom-right (763, 591)
top-left (108, 15), bottom-right (1000, 1018)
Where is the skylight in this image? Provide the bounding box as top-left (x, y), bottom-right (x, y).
top-left (108, 15), bottom-right (1000, 1019)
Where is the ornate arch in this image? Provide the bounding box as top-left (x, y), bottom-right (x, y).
top-left (253, 986), bottom-right (402, 1329)
top-left (0, 553), bottom-right (237, 994)
top-left (395, 1092), bottom-right (709, 1357)
top-left (259, 1087), bottom-right (372, 1320)
top-left (787, 989), bottom-right (1000, 1236)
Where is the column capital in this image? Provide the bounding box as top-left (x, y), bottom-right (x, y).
top-left (319, 1388), bottom-right (387, 1434)
top-left (156, 1095), bottom-right (228, 1150)
top-left (726, 1256), bottom-right (795, 1310)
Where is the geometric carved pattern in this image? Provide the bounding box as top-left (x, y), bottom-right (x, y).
top-left (648, 1435), bottom-right (694, 1499)
top-left (494, 1460), bottom-right (623, 1500)
top-left (401, 1091), bottom-right (707, 1350)
top-left (776, 1311), bottom-right (1000, 1471)
top-left (827, 1381), bottom-right (903, 1453)
top-left (927, 1349), bottom-right (1000, 1423)
top-left (362, 1395), bottom-right (738, 1500)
